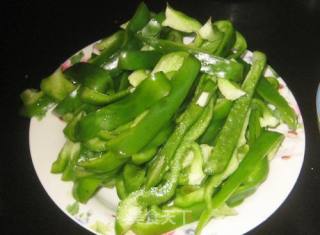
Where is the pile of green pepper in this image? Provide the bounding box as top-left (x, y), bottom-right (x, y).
top-left (21, 3), bottom-right (298, 235)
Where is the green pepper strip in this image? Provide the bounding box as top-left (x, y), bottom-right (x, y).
top-left (174, 187), bottom-right (205, 208)
top-left (193, 52), bottom-right (244, 82)
top-left (76, 72), bottom-right (171, 141)
top-left (40, 69), bottom-right (75, 101)
top-left (83, 137), bottom-right (109, 152)
top-left (141, 100), bottom-right (214, 204)
top-left (118, 50), bottom-right (162, 70)
top-left (107, 55), bottom-right (201, 156)
top-left (89, 30), bottom-right (126, 67)
top-left (140, 18), bottom-right (162, 38)
top-left (123, 163), bottom-right (146, 193)
top-left (199, 99), bottom-right (232, 144)
top-left (72, 170), bottom-right (117, 203)
top-left (63, 112), bottom-right (84, 142)
top-left (247, 108), bottom-right (262, 146)
top-left (115, 98), bottom-right (214, 235)
top-left (79, 87), bottom-right (130, 105)
top-left (53, 87), bottom-right (83, 120)
top-left (138, 34), bottom-right (244, 81)
top-left (116, 176), bottom-right (128, 200)
top-left (228, 31), bottom-right (247, 59)
top-left (196, 130), bottom-right (283, 234)
top-left (127, 2), bottom-right (151, 33)
top-left (130, 131), bottom-right (282, 235)
top-left (205, 51), bottom-right (266, 175)
top-left (77, 151), bottom-right (128, 173)
top-left (51, 141), bottom-right (80, 173)
top-left (132, 123), bottom-right (174, 165)
top-left (64, 62), bottom-right (114, 93)
top-left (256, 77), bottom-right (297, 129)
top-left (20, 89), bottom-right (53, 119)
top-left (227, 157), bottom-right (269, 207)
top-left (146, 78), bottom-right (217, 188)
top-left (213, 20), bottom-right (236, 57)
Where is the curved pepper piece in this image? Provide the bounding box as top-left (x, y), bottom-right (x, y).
top-left (146, 77), bottom-right (217, 188)
top-left (205, 51), bottom-right (266, 175)
top-left (213, 20), bottom-right (236, 57)
top-left (40, 69), bottom-right (75, 101)
top-left (20, 89), bottom-right (53, 119)
top-left (118, 50), bottom-right (162, 70)
top-left (199, 99), bottom-right (232, 144)
top-left (115, 98), bottom-right (214, 235)
top-left (227, 157), bottom-right (269, 207)
top-left (107, 55), bottom-right (201, 156)
top-left (256, 77), bottom-right (297, 129)
top-left (64, 62), bottom-right (114, 93)
top-left (90, 30), bottom-right (126, 67)
top-left (76, 72), bottom-right (171, 141)
top-left (79, 87), bottom-right (130, 105)
top-left (196, 130), bottom-right (283, 234)
top-left (127, 2), bottom-right (151, 33)
top-left (77, 151), bottom-right (128, 173)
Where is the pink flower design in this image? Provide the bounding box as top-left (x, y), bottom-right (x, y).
top-left (61, 59), bottom-right (72, 71)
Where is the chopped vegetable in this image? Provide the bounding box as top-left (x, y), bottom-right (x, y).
top-left (20, 3), bottom-right (298, 234)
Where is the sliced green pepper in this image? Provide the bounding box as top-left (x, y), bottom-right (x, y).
top-left (205, 51), bottom-right (266, 175)
top-left (213, 20), bottom-right (236, 57)
top-left (123, 163), bottom-right (146, 193)
top-left (196, 130), bottom-right (284, 234)
top-left (199, 99), bottom-right (232, 144)
top-left (107, 55), bottom-right (201, 156)
top-left (161, 4), bottom-right (201, 33)
top-left (247, 108), bottom-right (262, 146)
top-left (53, 86), bottom-right (95, 121)
top-left (127, 2), bottom-right (151, 33)
top-left (73, 176), bottom-right (102, 203)
top-left (83, 137), bottom-right (108, 152)
top-left (40, 69), bottom-right (75, 101)
top-left (51, 141), bottom-right (81, 173)
top-left (227, 157), bottom-right (269, 207)
top-left (145, 77), bottom-right (217, 188)
top-left (228, 31), bottom-right (247, 59)
top-left (76, 72), bottom-right (171, 141)
top-left (79, 87), bottom-right (130, 105)
top-left (115, 98), bottom-right (214, 235)
top-left (64, 62), bottom-right (114, 93)
top-left (194, 52), bottom-right (244, 82)
top-left (116, 176), bottom-right (128, 200)
top-left (20, 89), bottom-right (53, 118)
top-left (63, 111), bottom-right (84, 142)
top-left (118, 50), bottom-right (162, 70)
top-left (77, 151), bottom-right (128, 173)
top-left (265, 76), bottom-right (280, 89)
top-left (90, 30), bottom-right (126, 67)
top-left (140, 18), bottom-right (162, 38)
top-left (256, 77), bottom-right (297, 129)
top-left (132, 123), bottom-right (173, 165)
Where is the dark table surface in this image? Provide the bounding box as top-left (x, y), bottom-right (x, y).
top-left (2, 0), bottom-right (320, 234)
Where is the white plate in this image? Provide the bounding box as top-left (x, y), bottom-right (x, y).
top-left (29, 47), bottom-right (305, 235)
